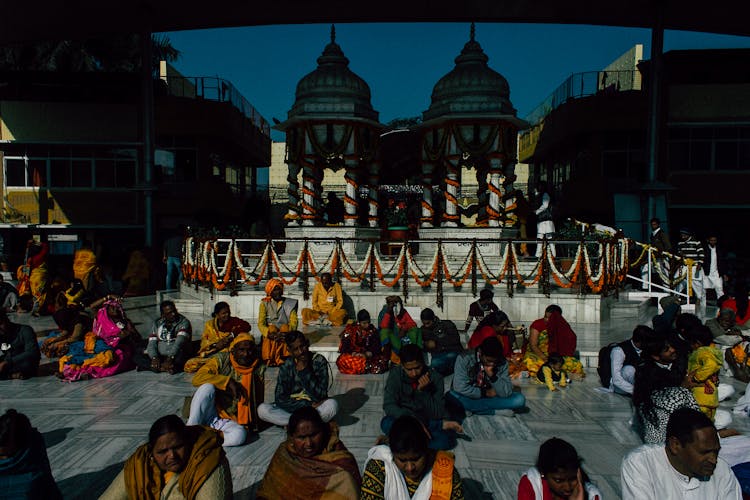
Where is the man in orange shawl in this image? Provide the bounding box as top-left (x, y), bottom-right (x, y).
top-left (257, 406), bottom-right (361, 500)
top-left (258, 278), bottom-right (298, 366)
top-left (187, 333), bottom-right (264, 446)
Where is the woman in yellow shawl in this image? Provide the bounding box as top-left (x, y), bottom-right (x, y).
top-left (258, 278), bottom-right (298, 366)
top-left (257, 406), bottom-right (361, 500)
top-left (100, 414), bottom-right (232, 500)
top-left (72, 242), bottom-right (98, 290)
top-left (16, 240), bottom-right (48, 315)
top-left (184, 302), bottom-right (251, 373)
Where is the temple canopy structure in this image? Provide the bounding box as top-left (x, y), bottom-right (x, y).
top-left (420, 23), bottom-right (527, 229)
top-left (274, 26), bottom-right (383, 228)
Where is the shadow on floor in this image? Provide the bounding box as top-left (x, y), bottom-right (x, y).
top-left (42, 427), bottom-right (74, 448)
top-left (58, 461), bottom-right (123, 499)
top-left (463, 477), bottom-right (494, 499)
top-left (334, 387), bottom-right (369, 426)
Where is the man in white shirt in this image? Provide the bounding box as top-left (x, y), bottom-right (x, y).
top-left (621, 407), bottom-right (742, 499)
top-left (703, 235), bottom-right (727, 300)
top-left (608, 325), bottom-right (649, 395)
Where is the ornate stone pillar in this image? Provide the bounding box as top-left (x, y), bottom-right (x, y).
top-left (366, 161), bottom-right (380, 228)
top-left (442, 160), bottom-right (460, 227)
top-left (285, 161), bottom-right (301, 226)
top-left (487, 158), bottom-right (503, 227)
top-left (300, 159), bottom-right (316, 226)
top-left (420, 162), bottom-right (435, 228)
top-left (344, 159), bottom-right (358, 226)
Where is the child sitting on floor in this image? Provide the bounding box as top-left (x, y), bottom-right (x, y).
top-left (537, 353), bottom-right (567, 392)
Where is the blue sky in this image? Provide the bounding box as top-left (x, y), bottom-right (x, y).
top-left (164, 23), bottom-right (750, 143)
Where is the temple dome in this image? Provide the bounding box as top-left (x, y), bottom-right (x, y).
top-left (424, 24), bottom-right (517, 121)
top-left (285, 26), bottom-right (379, 124)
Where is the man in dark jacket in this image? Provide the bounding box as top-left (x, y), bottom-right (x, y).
top-left (0, 310), bottom-right (39, 379)
top-left (381, 344), bottom-right (462, 450)
top-left (608, 325), bottom-right (650, 395)
top-left (420, 308), bottom-right (463, 375)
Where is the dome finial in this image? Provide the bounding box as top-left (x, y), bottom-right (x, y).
top-left (331, 24), bottom-right (336, 43)
top-left (470, 22), bottom-right (475, 42)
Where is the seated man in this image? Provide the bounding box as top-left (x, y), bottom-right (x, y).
top-left (140, 300), bottom-right (192, 374)
top-left (420, 308), bottom-right (462, 376)
top-left (381, 343), bottom-right (462, 450)
top-left (447, 337), bottom-right (525, 418)
top-left (379, 295), bottom-right (421, 365)
top-left (707, 308), bottom-right (744, 346)
top-left (602, 325), bottom-right (649, 396)
top-left (301, 272), bottom-right (346, 327)
top-left (258, 331), bottom-right (338, 427)
top-left (187, 333), bottom-right (264, 446)
top-left (0, 310), bottom-right (40, 380)
top-left (0, 274), bottom-right (19, 313)
top-left (464, 288), bottom-right (499, 332)
top-left (621, 407), bottom-right (741, 499)
top-left (258, 278), bottom-right (298, 367)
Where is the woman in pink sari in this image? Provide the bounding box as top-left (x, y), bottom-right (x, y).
top-left (58, 298), bottom-right (141, 381)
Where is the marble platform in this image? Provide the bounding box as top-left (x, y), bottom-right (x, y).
top-left (0, 294), bottom-right (742, 500)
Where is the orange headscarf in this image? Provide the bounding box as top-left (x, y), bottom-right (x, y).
top-left (229, 333), bottom-right (259, 425)
top-left (263, 278), bottom-right (283, 302)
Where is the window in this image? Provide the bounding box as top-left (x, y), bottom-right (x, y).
top-left (72, 159), bottom-right (92, 187)
top-left (50, 159), bottom-right (71, 187)
top-left (4, 159), bottom-right (26, 186)
top-left (668, 125), bottom-right (750, 171)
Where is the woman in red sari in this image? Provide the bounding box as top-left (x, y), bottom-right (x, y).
top-left (337, 309), bottom-right (388, 374)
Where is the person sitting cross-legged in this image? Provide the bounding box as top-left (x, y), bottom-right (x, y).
top-left (621, 407), bottom-right (742, 499)
top-left (0, 310), bottom-right (40, 380)
top-left (381, 343), bottom-right (462, 451)
top-left (336, 309), bottom-right (389, 375)
top-left (420, 308), bottom-right (463, 376)
top-left (184, 301), bottom-right (251, 373)
top-left (301, 272), bottom-right (347, 327)
top-left (361, 415), bottom-right (465, 500)
top-left (379, 295), bottom-right (422, 365)
top-left (258, 278), bottom-right (298, 367)
top-left (446, 336), bottom-right (526, 419)
top-left (258, 331), bottom-right (338, 427)
top-left (187, 333), bottom-right (265, 446)
top-left (140, 300), bottom-right (192, 374)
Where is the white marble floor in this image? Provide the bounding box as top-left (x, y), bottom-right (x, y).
top-left (0, 295), bottom-right (744, 499)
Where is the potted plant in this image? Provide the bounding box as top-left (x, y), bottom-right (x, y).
top-left (385, 199), bottom-right (409, 240)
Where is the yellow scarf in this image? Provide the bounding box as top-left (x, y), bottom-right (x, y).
top-left (229, 333), bottom-right (258, 425)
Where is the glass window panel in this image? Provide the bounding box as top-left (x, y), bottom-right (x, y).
top-left (690, 142), bottom-right (712, 170)
top-left (50, 159), bottom-right (71, 187)
top-left (668, 142), bottom-right (690, 170)
top-left (116, 162), bottom-right (136, 188)
top-left (95, 159), bottom-right (116, 187)
top-left (739, 142), bottom-right (750, 168)
top-left (715, 142), bottom-right (738, 170)
top-left (71, 159), bottom-right (92, 187)
top-left (4, 159), bottom-right (26, 186)
top-left (691, 127), bottom-right (713, 140)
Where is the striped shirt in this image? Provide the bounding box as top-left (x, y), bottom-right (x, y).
top-left (677, 237), bottom-right (704, 265)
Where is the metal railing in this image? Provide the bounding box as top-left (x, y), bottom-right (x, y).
top-left (523, 69), bottom-right (641, 126)
top-left (163, 76), bottom-right (271, 137)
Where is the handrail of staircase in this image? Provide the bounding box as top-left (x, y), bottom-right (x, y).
top-left (625, 240), bottom-right (694, 300)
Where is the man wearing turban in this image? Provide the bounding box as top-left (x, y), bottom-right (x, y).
top-left (258, 279), bottom-right (298, 366)
top-left (187, 333), bottom-right (265, 446)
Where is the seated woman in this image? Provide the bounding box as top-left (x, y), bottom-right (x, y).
top-left (360, 414), bottom-right (464, 499)
top-left (39, 280), bottom-right (92, 358)
top-left (257, 406), bottom-right (361, 500)
top-left (719, 284), bottom-right (750, 329)
top-left (258, 278), bottom-right (298, 367)
top-left (57, 296), bottom-right (140, 381)
top-left (184, 301), bottom-right (251, 373)
top-left (521, 305), bottom-right (584, 379)
top-left (379, 295), bottom-right (421, 365)
top-left (467, 310), bottom-right (516, 357)
top-left (100, 414), bottom-right (232, 500)
top-left (337, 309), bottom-right (389, 374)
top-left (517, 437), bottom-right (601, 500)
top-left (0, 409), bottom-right (62, 499)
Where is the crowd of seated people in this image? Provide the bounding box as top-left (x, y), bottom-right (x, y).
top-left (16, 266), bottom-right (750, 499)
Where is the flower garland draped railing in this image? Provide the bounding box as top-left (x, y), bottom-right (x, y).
top-left (627, 241), bottom-right (697, 296)
top-left (181, 235), bottom-right (631, 302)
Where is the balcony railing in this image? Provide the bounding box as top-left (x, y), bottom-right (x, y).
top-left (164, 76), bottom-right (270, 137)
top-left (523, 69), bottom-right (641, 127)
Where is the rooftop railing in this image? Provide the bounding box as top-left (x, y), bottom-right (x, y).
top-left (164, 76), bottom-right (270, 137)
top-left (523, 69), bottom-right (641, 127)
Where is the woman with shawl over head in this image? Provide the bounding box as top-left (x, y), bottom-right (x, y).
top-left (257, 406), bottom-right (361, 500)
top-left (39, 280), bottom-right (92, 358)
top-left (57, 296), bottom-right (140, 381)
top-left (360, 414), bottom-right (464, 500)
top-left (379, 295), bottom-right (421, 365)
top-left (522, 305), bottom-right (584, 378)
top-left (258, 278), bottom-right (298, 366)
top-left (16, 239), bottom-right (49, 315)
top-left (100, 414), bottom-right (232, 500)
top-left (184, 301), bottom-right (252, 373)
